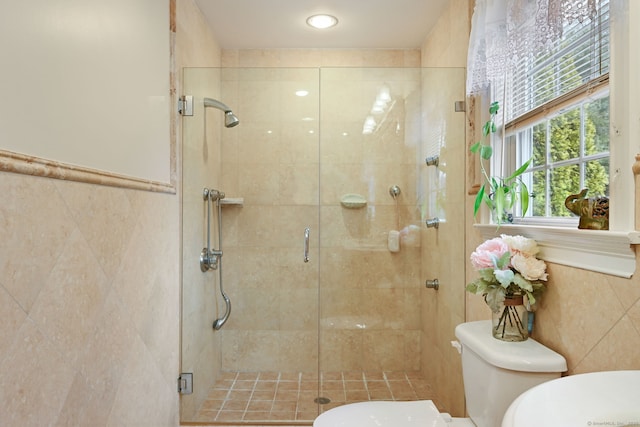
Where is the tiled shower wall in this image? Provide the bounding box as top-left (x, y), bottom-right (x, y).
top-left (216, 51), bottom-right (426, 375)
top-left (317, 67), bottom-right (424, 372)
top-left (419, 0), bottom-right (472, 416)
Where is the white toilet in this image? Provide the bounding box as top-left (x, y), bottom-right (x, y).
top-left (313, 320), bottom-right (567, 427)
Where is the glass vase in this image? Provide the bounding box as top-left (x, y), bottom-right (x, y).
top-left (492, 294), bottom-right (528, 341)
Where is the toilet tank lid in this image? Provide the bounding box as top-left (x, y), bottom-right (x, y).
top-left (455, 321), bottom-right (568, 373)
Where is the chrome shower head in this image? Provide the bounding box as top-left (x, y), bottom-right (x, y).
top-left (224, 111), bottom-right (240, 128)
top-left (204, 97), bottom-right (240, 128)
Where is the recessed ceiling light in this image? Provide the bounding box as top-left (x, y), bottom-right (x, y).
top-left (306, 14), bottom-right (338, 29)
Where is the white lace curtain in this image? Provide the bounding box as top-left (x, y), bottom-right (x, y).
top-left (466, 0), bottom-right (599, 95)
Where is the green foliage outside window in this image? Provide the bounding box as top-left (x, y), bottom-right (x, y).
top-left (530, 98), bottom-right (609, 217)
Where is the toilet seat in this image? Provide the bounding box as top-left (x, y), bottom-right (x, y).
top-left (313, 400), bottom-right (475, 427)
top-left (313, 400), bottom-right (447, 427)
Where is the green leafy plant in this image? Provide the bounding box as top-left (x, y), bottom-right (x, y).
top-left (470, 101), bottom-right (531, 224)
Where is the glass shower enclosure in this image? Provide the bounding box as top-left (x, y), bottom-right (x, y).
top-left (180, 66), bottom-right (464, 424)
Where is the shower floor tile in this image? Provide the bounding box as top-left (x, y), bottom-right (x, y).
top-left (194, 371), bottom-right (435, 423)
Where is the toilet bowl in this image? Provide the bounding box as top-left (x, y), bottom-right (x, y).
top-left (313, 320), bottom-right (567, 427)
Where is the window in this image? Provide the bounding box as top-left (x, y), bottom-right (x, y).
top-left (474, 0), bottom-right (640, 277)
top-left (506, 91), bottom-right (610, 222)
top-left (497, 0), bottom-right (610, 223)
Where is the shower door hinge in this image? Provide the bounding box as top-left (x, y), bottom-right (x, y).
top-left (178, 95), bottom-right (194, 116)
top-left (178, 373), bottom-right (193, 394)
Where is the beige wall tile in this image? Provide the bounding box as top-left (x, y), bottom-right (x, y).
top-left (0, 172), bottom-right (180, 426)
top-left (420, 0), bottom-right (471, 417)
top-left (0, 174), bottom-right (76, 312)
top-left (573, 315), bottom-right (640, 373)
top-left (57, 291), bottom-right (137, 425)
top-left (29, 229), bottom-right (110, 365)
top-left (106, 336), bottom-right (177, 426)
top-left (55, 181), bottom-right (138, 280)
top-left (0, 319), bottom-right (76, 425)
top-left (320, 330), bottom-right (364, 371)
top-left (0, 285), bottom-right (27, 357)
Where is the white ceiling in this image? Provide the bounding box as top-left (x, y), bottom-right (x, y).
top-left (194, 0), bottom-right (450, 49)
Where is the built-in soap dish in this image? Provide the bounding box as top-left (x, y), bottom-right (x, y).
top-left (340, 193), bottom-right (367, 209)
top-left (220, 197), bottom-right (244, 206)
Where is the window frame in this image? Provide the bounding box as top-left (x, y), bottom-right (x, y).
top-left (507, 83), bottom-right (611, 221)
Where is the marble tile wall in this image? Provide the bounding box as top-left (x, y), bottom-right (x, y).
top-left (216, 51), bottom-right (425, 375)
top-left (317, 68), bottom-right (424, 373)
top-left (0, 175), bottom-right (180, 425)
top-left (419, 0), bottom-right (472, 417)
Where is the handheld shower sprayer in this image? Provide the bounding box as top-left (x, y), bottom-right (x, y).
top-left (204, 97), bottom-right (240, 128)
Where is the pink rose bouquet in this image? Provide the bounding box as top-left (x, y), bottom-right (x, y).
top-left (466, 235), bottom-right (547, 313)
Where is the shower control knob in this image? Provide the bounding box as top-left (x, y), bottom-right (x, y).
top-left (425, 155), bottom-right (439, 167)
top-left (425, 217), bottom-right (439, 229)
top-left (425, 279), bottom-right (439, 290)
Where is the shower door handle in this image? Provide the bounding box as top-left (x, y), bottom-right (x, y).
top-left (303, 227), bottom-right (310, 263)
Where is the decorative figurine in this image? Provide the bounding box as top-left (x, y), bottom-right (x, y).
top-left (564, 189), bottom-right (609, 230)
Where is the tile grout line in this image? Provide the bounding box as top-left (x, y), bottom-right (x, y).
top-left (362, 371), bottom-right (372, 401)
top-left (383, 371), bottom-right (394, 400)
top-left (215, 371), bottom-right (239, 422)
top-left (242, 373), bottom-right (260, 421)
top-left (407, 371), bottom-right (420, 399)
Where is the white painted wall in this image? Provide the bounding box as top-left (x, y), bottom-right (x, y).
top-left (0, 0), bottom-right (171, 183)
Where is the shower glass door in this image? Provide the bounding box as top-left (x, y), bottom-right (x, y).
top-left (180, 66), bottom-right (464, 424)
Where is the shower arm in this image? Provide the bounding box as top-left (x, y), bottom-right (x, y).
top-left (203, 97), bottom-right (240, 128)
top-left (204, 97), bottom-right (232, 113)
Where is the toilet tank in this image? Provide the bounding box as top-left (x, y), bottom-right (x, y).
top-left (455, 321), bottom-right (567, 427)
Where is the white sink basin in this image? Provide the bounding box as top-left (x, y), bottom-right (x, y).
top-left (503, 370), bottom-right (640, 427)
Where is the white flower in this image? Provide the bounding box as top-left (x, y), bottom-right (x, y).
top-left (501, 234), bottom-right (540, 256)
top-left (511, 253), bottom-right (548, 281)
